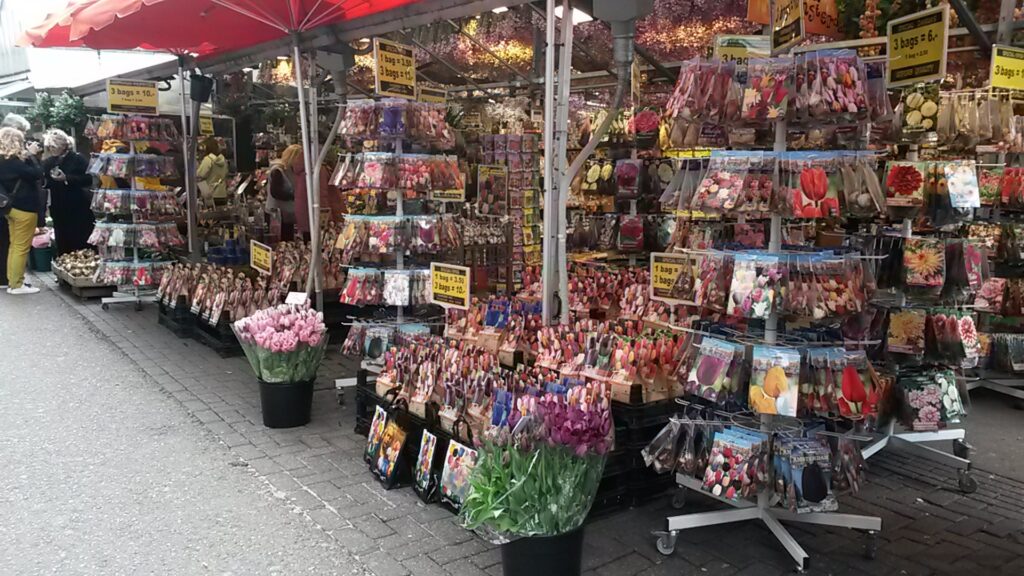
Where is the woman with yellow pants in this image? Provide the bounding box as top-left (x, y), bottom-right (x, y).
top-left (0, 127), bottom-right (44, 295)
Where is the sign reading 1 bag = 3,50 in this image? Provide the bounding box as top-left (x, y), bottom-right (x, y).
top-left (374, 38), bottom-right (416, 99)
top-left (649, 252), bottom-right (692, 303)
top-left (430, 263), bottom-right (470, 310)
top-left (250, 240), bottom-right (273, 275)
top-left (886, 4), bottom-right (949, 87)
top-left (990, 44), bottom-right (1024, 93)
top-left (107, 78), bottom-right (158, 115)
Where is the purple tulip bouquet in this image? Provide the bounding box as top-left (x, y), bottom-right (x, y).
top-left (232, 304), bottom-right (328, 384)
top-left (462, 382), bottom-right (613, 540)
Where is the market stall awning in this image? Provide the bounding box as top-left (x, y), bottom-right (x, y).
top-left (18, 0), bottom-right (424, 56)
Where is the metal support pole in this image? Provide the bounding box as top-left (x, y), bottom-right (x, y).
top-left (555, 0), bottom-right (574, 325)
top-left (293, 37), bottom-right (318, 297)
top-left (998, 0), bottom-right (1016, 44)
top-left (541, 0), bottom-right (557, 325)
top-left (307, 50), bottom-right (323, 306)
top-left (179, 57), bottom-right (198, 260)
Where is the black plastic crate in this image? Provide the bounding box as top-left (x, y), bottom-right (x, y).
top-left (157, 298), bottom-right (194, 338)
top-left (191, 312), bottom-right (242, 358)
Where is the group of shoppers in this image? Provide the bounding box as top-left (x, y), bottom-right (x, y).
top-left (0, 113), bottom-right (93, 295)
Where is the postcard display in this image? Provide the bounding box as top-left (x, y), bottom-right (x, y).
top-left (85, 116), bottom-right (184, 309)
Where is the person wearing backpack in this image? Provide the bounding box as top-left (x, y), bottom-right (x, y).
top-left (0, 127), bottom-right (44, 295)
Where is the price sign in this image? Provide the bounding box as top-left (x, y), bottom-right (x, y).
top-left (749, 1), bottom-right (837, 36)
top-left (886, 5), bottom-right (949, 88)
top-left (417, 86), bottom-right (447, 104)
top-left (373, 38), bottom-right (416, 99)
top-left (463, 112), bottom-right (483, 130)
top-left (107, 78), bottom-right (158, 115)
top-left (650, 253), bottom-right (695, 303)
top-left (430, 263), bottom-right (471, 310)
top-left (771, 0), bottom-right (805, 55)
top-left (713, 35), bottom-right (770, 67)
top-left (665, 148), bottom-right (713, 159)
top-left (250, 240), bottom-right (273, 275)
top-left (430, 188), bottom-right (466, 202)
top-left (285, 291), bottom-right (310, 306)
top-left (991, 45), bottom-right (1024, 93)
top-left (199, 115), bottom-right (214, 136)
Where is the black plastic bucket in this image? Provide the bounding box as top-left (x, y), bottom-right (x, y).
top-left (501, 527), bottom-right (584, 576)
top-left (259, 379), bottom-right (314, 428)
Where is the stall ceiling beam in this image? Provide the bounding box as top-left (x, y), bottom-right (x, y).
top-left (527, 2), bottom-right (617, 79)
top-left (633, 44), bottom-right (675, 83)
top-left (445, 19), bottom-right (538, 86)
top-left (949, 0), bottom-right (993, 54)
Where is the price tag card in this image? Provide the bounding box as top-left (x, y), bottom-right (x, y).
top-left (250, 240), bottom-right (273, 275)
top-left (713, 35), bottom-right (770, 67)
top-left (887, 4), bottom-right (949, 87)
top-left (650, 252), bottom-right (696, 304)
top-left (771, 0), bottom-right (805, 55)
top-left (373, 38), bottom-right (416, 98)
top-left (430, 263), bottom-right (471, 310)
top-left (285, 291), bottom-right (310, 306)
top-left (107, 78), bottom-right (158, 115)
top-left (991, 44), bottom-right (1024, 93)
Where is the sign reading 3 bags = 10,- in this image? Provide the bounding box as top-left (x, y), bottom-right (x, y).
top-left (374, 38), bottom-right (416, 99)
top-left (430, 263), bottom-right (470, 310)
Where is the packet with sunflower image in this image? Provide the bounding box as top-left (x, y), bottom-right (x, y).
top-left (903, 238), bottom-right (945, 297)
top-left (748, 346), bottom-right (800, 417)
top-left (887, 309), bottom-right (927, 359)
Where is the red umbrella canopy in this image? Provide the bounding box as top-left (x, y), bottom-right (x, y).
top-left (19, 0), bottom-right (421, 55)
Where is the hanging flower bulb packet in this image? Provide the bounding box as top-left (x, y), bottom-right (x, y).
top-left (727, 254), bottom-right (782, 320)
top-left (748, 345), bottom-right (801, 417)
top-left (685, 337), bottom-right (746, 406)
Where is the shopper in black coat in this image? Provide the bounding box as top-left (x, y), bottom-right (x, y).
top-left (43, 129), bottom-right (94, 256)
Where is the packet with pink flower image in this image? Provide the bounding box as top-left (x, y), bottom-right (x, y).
top-left (692, 153), bottom-right (749, 215)
top-left (614, 159), bottom-right (643, 200)
top-left (727, 254), bottom-right (780, 320)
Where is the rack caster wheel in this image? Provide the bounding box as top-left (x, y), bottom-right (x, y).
top-left (952, 439), bottom-right (972, 460)
top-left (864, 530), bottom-right (878, 560)
top-left (101, 303), bottom-right (109, 311)
top-left (653, 531), bottom-right (677, 556)
top-left (671, 489), bottom-right (687, 510)
top-left (958, 470), bottom-right (978, 494)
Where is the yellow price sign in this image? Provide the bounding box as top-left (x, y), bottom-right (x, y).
top-left (713, 35), bottom-right (770, 67)
top-left (665, 148), bottom-right (712, 159)
top-left (771, 0), bottom-right (805, 55)
top-left (373, 38), bottom-right (416, 99)
top-left (650, 253), bottom-right (694, 303)
top-left (250, 240), bottom-right (273, 275)
top-left (991, 44), bottom-right (1024, 93)
top-left (430, 262), bottom-right (471, 310)
top-left (886, 5), bottom-right (949, 87)
top-left (107, 78), bottom-right (158, 115)
top-left (418, 86), bottom-right (447, 104)
top-left (199, 116), bottom-right (214, 136)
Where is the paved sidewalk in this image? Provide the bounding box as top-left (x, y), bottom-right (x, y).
top-left (20, 272), bottom-right (1024, 575)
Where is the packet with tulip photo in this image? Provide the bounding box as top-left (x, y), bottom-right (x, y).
top-left (748, 346), bottom-right (800, 417)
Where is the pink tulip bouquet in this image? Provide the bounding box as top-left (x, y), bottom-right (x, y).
top-left (232, 304), bottom-right (328, 383)
top-left (462, 382), bottom-right (613, 539)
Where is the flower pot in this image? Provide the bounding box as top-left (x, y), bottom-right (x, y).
top-left (500, 526), bottom-right (584, 576)
top-left (259, 378), bottom-right (314, 428)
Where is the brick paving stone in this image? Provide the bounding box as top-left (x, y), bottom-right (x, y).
top-left (353, 514), bottom-right (396, 539)
top-left (982, 517), bottom-right (1024, 538)
top-left (362, 551), bottom-right (410, 576)
top-left (467, 547), bottom-right (501, 570)
top-left (445, 558), bottom-right (490, 576)
top-left (428, 539), bottom-right (488, 565)
top-left (699, 560), bottom-right (739, 575)
top-left (308, 507), bottom-right (349, 531)
top-left (329, 527), bottom-right (380, 555)
top-left (401, 557), bottom-right (448, 576)
top-left (947, 517), bottom-right (989, 536)
top-left (593, 552), bottom-right (653, 576)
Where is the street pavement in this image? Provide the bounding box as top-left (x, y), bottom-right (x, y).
top-left (2, 273), bottom-right (1024, 576)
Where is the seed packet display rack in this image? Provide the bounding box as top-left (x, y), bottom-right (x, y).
top-left (92, 141), bottom-right (172, 311)
top-left (653, 121), bottom-right (882, 572)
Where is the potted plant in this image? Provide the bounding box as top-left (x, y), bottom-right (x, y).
top-left (461, 383), bottom-right (612, 576)
top-left (233, 304), bottom-right (328, 428)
